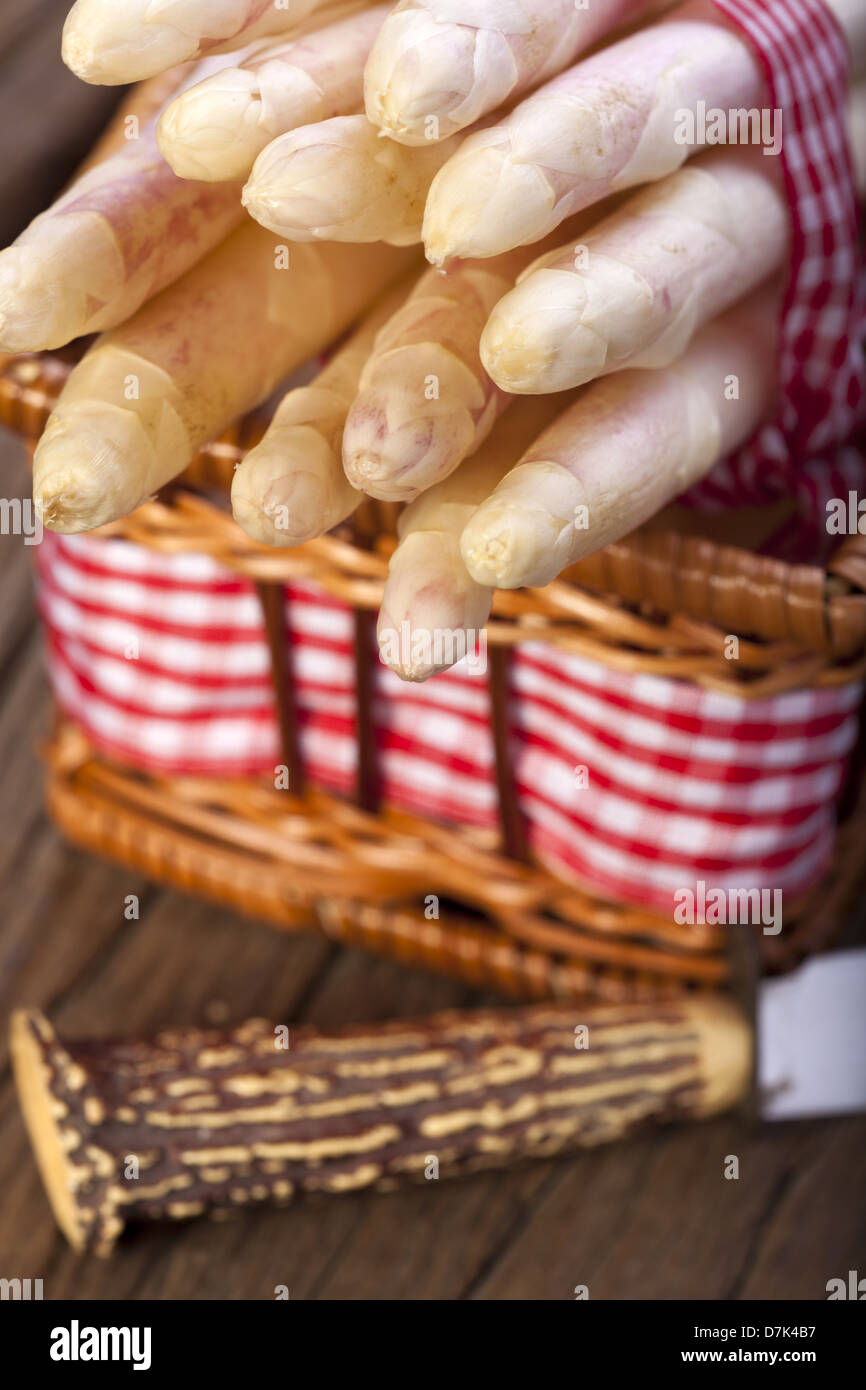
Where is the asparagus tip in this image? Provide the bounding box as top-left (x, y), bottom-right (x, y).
top-left (423, 140), bottom-right (556, 267)
top-left (231, 493), bottom-right (283, 547)
top-left (158, 75), bottom-right (261, 183)
top-left (480, 328), bottom-right (556, 395)
top-left (62, 3), bottom-right (197, 85)
top-left (33, 476), bottom-right (97, 536)
top-left (461, 500), bottom-right (543, 590)
top-left (343, 450), bottom-right (421, 504)
top-left (61, 29), bottom-right (97, 81)
top-left (232, 469), bottom-right (330, 547)
top-left (378, 531), bottom-right (494, 682)
top-left (240, 180), bottom-right (318, 241)
top-left (422, 219), bottom-right (478, 268)
top-left (33, 430), bottom-right (133, 535)
top-left (240, 181), bottom-right (266, 216)
top-left (424, 241), bottom-right (448, 270)
top-left (460, 533), bottom-right (512, 589)
top-left (462, 464), bottom-right (590, 590)
top-left (367, 95), bottom-right (426, 148)
top-left (376, 608), bottom-right (448, 683)
top-left (0, 247), bottom-right (63, 354)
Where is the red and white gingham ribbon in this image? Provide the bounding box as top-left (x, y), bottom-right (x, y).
top-left (687, 0), bottom-right (865, 525)
top-left (35, 533), bottom-right (864, 916)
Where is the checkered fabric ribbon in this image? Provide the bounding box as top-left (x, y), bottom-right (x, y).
top-left (36, 533), bottom-right (864, 916)
top-left (686, 0), bottom-right (866, 531)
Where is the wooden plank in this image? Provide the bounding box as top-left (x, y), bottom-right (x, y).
top-left (736, 1117), bottom-right (866, 1300)
top-left (301, 1166), bottom-right (559, 1301)
top-left (0, 435), bottom-right (40, 669)
top-left (469, 1117), bottom-right (866, 1301)
top-left (289, 930), bottom-right (486, 1027)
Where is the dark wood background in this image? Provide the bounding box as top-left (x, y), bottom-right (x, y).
top-left (0, 0), bottom-right (864, 1301)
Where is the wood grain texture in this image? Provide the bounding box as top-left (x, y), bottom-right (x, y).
top-left (0, 1), bottom-right (124, 246)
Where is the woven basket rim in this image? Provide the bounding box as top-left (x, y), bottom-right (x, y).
top-left (4, 347), bottom-right (866, 683)
top-left (42, 718), bottom-right (866, 1000)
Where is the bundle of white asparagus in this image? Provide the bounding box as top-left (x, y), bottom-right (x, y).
top-left (1, 0), bottom-right (860, 682)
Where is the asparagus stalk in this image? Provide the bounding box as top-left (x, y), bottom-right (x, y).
top-left (84, 67), bottom-right (201, 166)
top-left (62, 0), bottom-right (364, 84)
top-left (0, 127), bottom-right (245, 353)
top-left (157, 6), bottom-right (392, 182)
top-left (341, 251), bottom-right (525, 500)
top-left (340, 230), bottom-right (596, 501)
top-left (378, 396), bottom-right (568, 681)
top-left (32, 228), bottom-right (414, 534)
top-left (422, 0), bottom-right (769, 265)
top-left (461, 292), bottom-right (779, 589)
top-left (365, 0), bottom-right (665, 146)
top-left (231, 276), bottom-right (416, 546)
top-left (481, 148), bottom-right (789, 394)
top-left (242, 113), bottom-right (464, 244)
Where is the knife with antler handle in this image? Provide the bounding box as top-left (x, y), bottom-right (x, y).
top-left (12, 996), bottom-right (750, 1256)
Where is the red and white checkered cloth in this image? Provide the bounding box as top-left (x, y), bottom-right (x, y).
top-left (36, 533), bottom-right (864, 916)
top-left (687, 0), bottom-right (866, 539)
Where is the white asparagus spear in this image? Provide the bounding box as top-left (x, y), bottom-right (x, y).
top-left (365, 0), bottom-right (665, 146)
top-left (157, 6), bottom-right (391, 181)
top-left (339, 219), bottom-right (606, 501)
top-left (481, 148), bottom-right (789, 394)
top-left (423, 0), bottom-right (770, 265)
top-left (0, 55), bottom-right (255, 352)
top-left (242, 113), bottom-right (464, 244)
top-left (461, 291), bottom-right (779, 589)
top-left (32, 228), bottom-right (414, 534)
top-left (62, 0), bottom-right (364, 84)
top-left (342, 247), bottom-right (534, 501)
top-left (231, 277), bottom-right (416, 545)
top-left (378, 396), bottom-right (568, 681)
top-left (0, 127), bottom-right (245, 353)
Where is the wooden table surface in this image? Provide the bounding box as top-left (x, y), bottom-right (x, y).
top-left (0, 0), bottom-right (864, 1302)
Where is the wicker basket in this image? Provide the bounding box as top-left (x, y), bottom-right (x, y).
top-left (4, 342), bottom-right (866, 1004)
